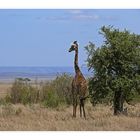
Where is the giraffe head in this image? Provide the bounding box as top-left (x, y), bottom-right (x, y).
top-left (69, 41), bottom-right (78, 52)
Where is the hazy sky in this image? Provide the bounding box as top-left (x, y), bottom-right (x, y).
top-left (0, 9), bottom-right (140, 67)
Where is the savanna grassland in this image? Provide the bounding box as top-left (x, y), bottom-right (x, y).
top-left (0, 81), bottom-right (140, 131)
top-left (0, 100), bottom-right (140, 131)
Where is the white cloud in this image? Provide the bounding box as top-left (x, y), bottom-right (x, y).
top-left (93, 15), bottom-right (100, 19)
top-left (68, 10), bottom-right (83, 14)
top-left (35, 10), bottom-right (118, 22)
top-left (74, 14), bottom-right (100, 20)
top-left (68, 10), bottom-right (100, 21)
top-left (104, 15), bottom-right (119, 21)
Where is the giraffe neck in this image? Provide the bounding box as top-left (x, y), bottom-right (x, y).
top-left (74, 48), bottom-right (80, 74)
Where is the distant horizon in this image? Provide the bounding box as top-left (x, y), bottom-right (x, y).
top-left (0, 66), bottom-right (92, 83)
top-left (0, 65), bottom-right (86, 67)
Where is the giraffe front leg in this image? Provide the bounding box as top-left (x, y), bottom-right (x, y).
top-left (81, 99), bottom-right (86, 119)
top-left (80, 100), bottom-right (82, 118)
top-left (73, 98), bottom-right (77, 118)
top-left (83, 104), bottom-right (86, 119)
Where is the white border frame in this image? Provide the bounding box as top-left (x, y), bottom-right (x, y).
top-left (0, 0), bottom-right (140, 140)
top-left (0, 0), bottom-right (140, 9)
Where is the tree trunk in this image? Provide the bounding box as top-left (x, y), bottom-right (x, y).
top-left (114, 88), bottom-right (124, 115)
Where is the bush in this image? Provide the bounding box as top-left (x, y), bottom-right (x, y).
top-left (42, 92), bottom-right (60, 108)
top-left (5, 74), bottom-right (73, 107)
top-left (52, 73), bottom-right (73, 105)
top-left (0, 98), bottom-right (8, 105)
top-left (8, 78), bottom-right (39, 104)
top-left (40, 73), bottom-right (73, 108)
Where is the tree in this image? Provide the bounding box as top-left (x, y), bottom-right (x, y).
top-left (85, 26), bottom-right (140, 115)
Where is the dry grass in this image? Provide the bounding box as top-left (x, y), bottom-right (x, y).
top-left (0, 83), bottom-right (12, 98)
top-left (0, 103), bottom-right (140, 131)
top-left (0, 83), bottom-right (140, 131)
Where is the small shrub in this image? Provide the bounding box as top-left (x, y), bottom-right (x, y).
top-left (8, 78), bottom-right (39, 104)
top-left (43, 92), bottom-right (59, 108)
top-left (0, 98), bottom-right (6, 105)
top-left (52, 73), bottom-right (73, 105)
top-left (40, 73), bottom-right (73, 108)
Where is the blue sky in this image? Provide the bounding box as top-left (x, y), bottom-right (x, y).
top-left (0, 9), bottom-right (140, 67)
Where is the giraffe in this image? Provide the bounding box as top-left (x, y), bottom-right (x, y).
top-left (68, 41), bottom-right (88, 119)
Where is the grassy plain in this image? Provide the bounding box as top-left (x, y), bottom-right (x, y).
top-left (0, 83), bottom-right (140, 131)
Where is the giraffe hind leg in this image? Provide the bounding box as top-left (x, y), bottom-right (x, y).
top-left (73, 105), bottom-right (76, 117)
top-left (81, 99), bottom-right (86, 119)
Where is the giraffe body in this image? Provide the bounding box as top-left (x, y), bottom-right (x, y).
top-left (69, 41), bottom-right (88, 118)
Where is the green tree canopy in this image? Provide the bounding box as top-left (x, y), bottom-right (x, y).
top-left (85, 26), bottom-right (140, 115)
